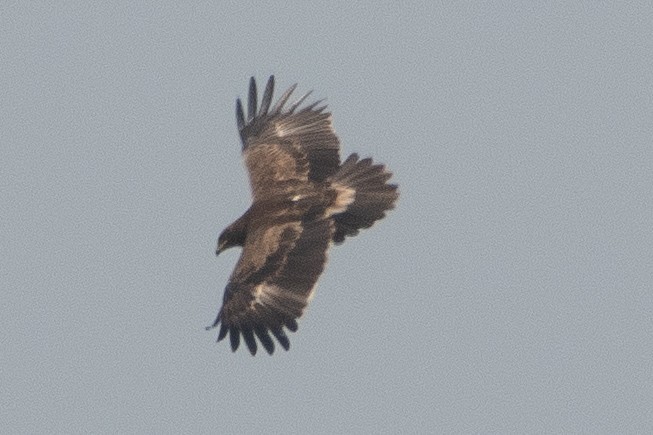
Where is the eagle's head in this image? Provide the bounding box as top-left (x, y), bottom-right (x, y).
top-left (216, 230), bottom-right (236, 255)
top-left (216, 215), bottom-right (248, 256)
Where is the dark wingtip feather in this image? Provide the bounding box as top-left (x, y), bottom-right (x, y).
top-left (217, 323), bottom-right (228, 341)
top-left (229, 327), bottom-right (240, 352)
top-left (285, 318), bottom-right (298, 332)
top-left (271, 326), bottom-right (290, 351)
top-left (270, 83), bottom-right (297, 115)
top-left (206, 312), bottom-right (221, 330)
top-left (259, 76), bottom-right (274, 116)
top-left (288, 91), bottom-right (313, 113)
top-left (300, 98), bottom-right (325, 113)
top-left (242, 328), bottom-right (257, 356)
top-left (255, 326), bottom-right (275, 355)
top-left (248, 77), bottom-right (257, 121)
top-left (236, 99), bottom-right (245, 131)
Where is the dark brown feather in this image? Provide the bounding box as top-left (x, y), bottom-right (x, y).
top-left (209, 76), bottom-right (398, 355)
top-left (237, 76), bottom-right (341, 200)
top-left (212, 218), bottom-right (333, 355)
top-left (328, 154), bottom-right (399, 243)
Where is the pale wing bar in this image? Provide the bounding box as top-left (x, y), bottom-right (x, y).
top-left (209, 219), bottom-right (333, 355)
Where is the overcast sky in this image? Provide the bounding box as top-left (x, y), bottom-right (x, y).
top-left (2, 2), bottom-right (652, 433)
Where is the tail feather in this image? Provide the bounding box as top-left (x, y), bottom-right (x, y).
top-left (328, 153), bottom-right (398, 244)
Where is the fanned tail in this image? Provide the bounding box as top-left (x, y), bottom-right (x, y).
top-left (327, 153), bottom-right (398, 244)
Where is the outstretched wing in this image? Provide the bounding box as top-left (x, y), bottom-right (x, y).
top-left (208, 218), bottom-right (334, 355)
top-left (236, 76), bottom-right (341, 200)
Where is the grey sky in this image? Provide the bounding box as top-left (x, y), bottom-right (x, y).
top-left (2, 2), bottom-right (652, 433)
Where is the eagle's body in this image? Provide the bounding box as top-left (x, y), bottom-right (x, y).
top-left (208, 76), bottom-right (398, 355)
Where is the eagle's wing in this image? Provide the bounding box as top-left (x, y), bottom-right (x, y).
top-left (209, 217), bottom-right (334, 355)
top-left (236, 76), bottom-right (341, 200)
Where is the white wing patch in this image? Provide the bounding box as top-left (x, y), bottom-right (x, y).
top-left (326, 183), bottom-right (356, 216)
top-left (250, 283), bottom-right (312, 311)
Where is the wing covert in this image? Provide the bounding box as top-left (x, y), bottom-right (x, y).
top-left (236, 76), bottom-right (342, 200)
top-left (209, 218), bottom-right (334, 355)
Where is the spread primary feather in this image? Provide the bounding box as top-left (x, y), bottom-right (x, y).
top-left (208, 76), bottom-right (398, 355)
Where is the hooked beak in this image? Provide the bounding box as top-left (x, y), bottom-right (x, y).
top-left (216, 240), bottom-right (226, 256)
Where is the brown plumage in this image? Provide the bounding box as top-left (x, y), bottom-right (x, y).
top-left (207, 76), bottom-right (398, 355)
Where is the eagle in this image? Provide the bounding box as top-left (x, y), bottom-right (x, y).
top-left (207, 76), bottom-right (398, 355)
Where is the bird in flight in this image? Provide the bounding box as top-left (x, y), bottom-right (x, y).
top-left (207, 76), bottom-right (398, 355)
